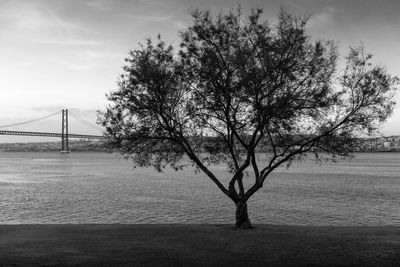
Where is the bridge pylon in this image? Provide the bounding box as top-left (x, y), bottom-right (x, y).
top-left (61, 109), bottom-right (69, 153)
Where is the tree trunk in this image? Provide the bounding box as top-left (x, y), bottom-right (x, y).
top-left (235, 201), bottom-right (252, 229)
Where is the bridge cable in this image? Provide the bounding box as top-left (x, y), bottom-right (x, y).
top-left (0, 111), bottom-right (61, 129)
top-left (68, 111), bottom-right (103, 133)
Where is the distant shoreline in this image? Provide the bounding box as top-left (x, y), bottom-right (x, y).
top-left (1, 135), bottom-right (400, 153)
top-left (1, 149), bottom-right (400, 153)
top-left (0, 150), bottom-right (108, 153)
top-left (1, 224), bottom-right (399, 266)
top-left (0, 140), bottom-right (107, 152)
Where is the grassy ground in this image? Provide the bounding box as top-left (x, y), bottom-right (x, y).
top-left (0, 224), bottom-right (399, 266)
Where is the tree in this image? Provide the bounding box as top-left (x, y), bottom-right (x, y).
top-left (99, 9), bottom-right (398, 228)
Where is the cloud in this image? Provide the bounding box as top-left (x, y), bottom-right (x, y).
top-left (125, 14), bottom-right (186, 29)
top-left (308, 6), bottom-right (337, 29)
top-left (35, 37), bottom-right (104, 46)
top-left (0, 1), bottom-right (100, 46)
top-left (56, 60), bottom-right (98, 71)
top-left (54, 50), bottom-right (121, 71)
top-left (1, 2), bottom-right (85, 32)
top-left (85, 0), bottom-right (110, 10)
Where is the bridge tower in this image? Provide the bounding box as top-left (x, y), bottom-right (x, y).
top-left (61, 109), bottom-right (69, 153)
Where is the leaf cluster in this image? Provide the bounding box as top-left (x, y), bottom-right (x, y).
top-left (99, 8), bottom-right (398, 203)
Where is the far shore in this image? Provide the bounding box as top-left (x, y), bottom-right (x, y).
top-left (1, 224), bottom-right (399, 266)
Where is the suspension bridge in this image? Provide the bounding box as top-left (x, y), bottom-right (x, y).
top-left (0, 109), bottom-right (104, 152)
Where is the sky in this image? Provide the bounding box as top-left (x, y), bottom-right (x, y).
top-left (0, 0), bottom-right (399, 141)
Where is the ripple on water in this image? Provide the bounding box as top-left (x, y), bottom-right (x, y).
top-left (0, 152), bottom-right (399, 225)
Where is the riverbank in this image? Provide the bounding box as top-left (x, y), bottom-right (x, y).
top-left (0, 140), bottom-right (107, 152)
top-left (1, 224), bottom-right (399, 266)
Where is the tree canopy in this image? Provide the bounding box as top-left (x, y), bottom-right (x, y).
top-left (99, 8), bottom-right (398, 228)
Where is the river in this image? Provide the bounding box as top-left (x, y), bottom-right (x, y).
top-left (0, 152), bottom-right (399, 225)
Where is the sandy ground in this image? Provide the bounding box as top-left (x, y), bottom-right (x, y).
top-left (0, 224), bottom-right (399, 266)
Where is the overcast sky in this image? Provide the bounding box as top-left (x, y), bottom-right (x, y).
top-left (0, 0), bottom-right (399, 136)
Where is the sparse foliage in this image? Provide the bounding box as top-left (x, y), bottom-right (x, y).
top-left (99, 9), bottom-right (398, 228)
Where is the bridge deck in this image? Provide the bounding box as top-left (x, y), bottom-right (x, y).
top-left (0, 130), bottom-right (103, 140)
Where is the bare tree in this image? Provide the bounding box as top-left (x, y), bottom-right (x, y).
top-left (99, 9), bottom-right (398, 228)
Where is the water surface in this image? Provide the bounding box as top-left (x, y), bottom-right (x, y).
top-left (0, 152), bottom-right (399, 225)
